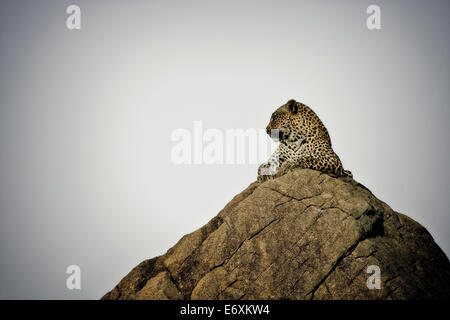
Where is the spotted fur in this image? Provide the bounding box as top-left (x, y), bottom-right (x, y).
top-left (257, 99), bottom-right (352, 181)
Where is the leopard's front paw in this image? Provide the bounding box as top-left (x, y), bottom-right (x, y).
top-left (257, 162), bottom-right (278, 182)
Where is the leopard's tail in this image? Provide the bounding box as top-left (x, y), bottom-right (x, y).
top-left (343, 170), bottom-right (353, 178)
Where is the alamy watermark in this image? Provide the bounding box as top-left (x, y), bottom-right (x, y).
top-left (366, 5), bottom-right (381, 30)
top-left (66, 265), bottom-right (81, 290)
top-left (171, 121), bottom-right (278, 165)
top-left (366, 265), bottom-right (381, 289)
top-left (66, 5), bottom-right (81, 30)
top-left (64, 5), bottom-right (380, 31)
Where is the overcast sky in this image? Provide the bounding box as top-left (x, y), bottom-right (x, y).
top-left (0, 0), bottom-right (449, 299)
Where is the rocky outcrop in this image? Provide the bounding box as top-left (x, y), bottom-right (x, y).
top-left (102, 169), bottom-right (450, 300)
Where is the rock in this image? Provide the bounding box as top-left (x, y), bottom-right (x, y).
top-left (101, 169), bottom-right (450, 300)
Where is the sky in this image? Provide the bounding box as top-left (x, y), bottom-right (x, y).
top-left (0, 0), bottom-right (449, 299)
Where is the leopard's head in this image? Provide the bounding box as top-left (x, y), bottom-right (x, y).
top-left (266, 99), bottom-right (300, 142)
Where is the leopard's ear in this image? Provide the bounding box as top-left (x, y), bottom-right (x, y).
top-left (287, 99), bottom-right (298, 114)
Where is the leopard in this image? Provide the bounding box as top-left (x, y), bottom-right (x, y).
top-left (257, 99), bottom-right (352, 182)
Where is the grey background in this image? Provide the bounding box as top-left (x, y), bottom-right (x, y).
top-left (0, 0), bottom-right (448, 299)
